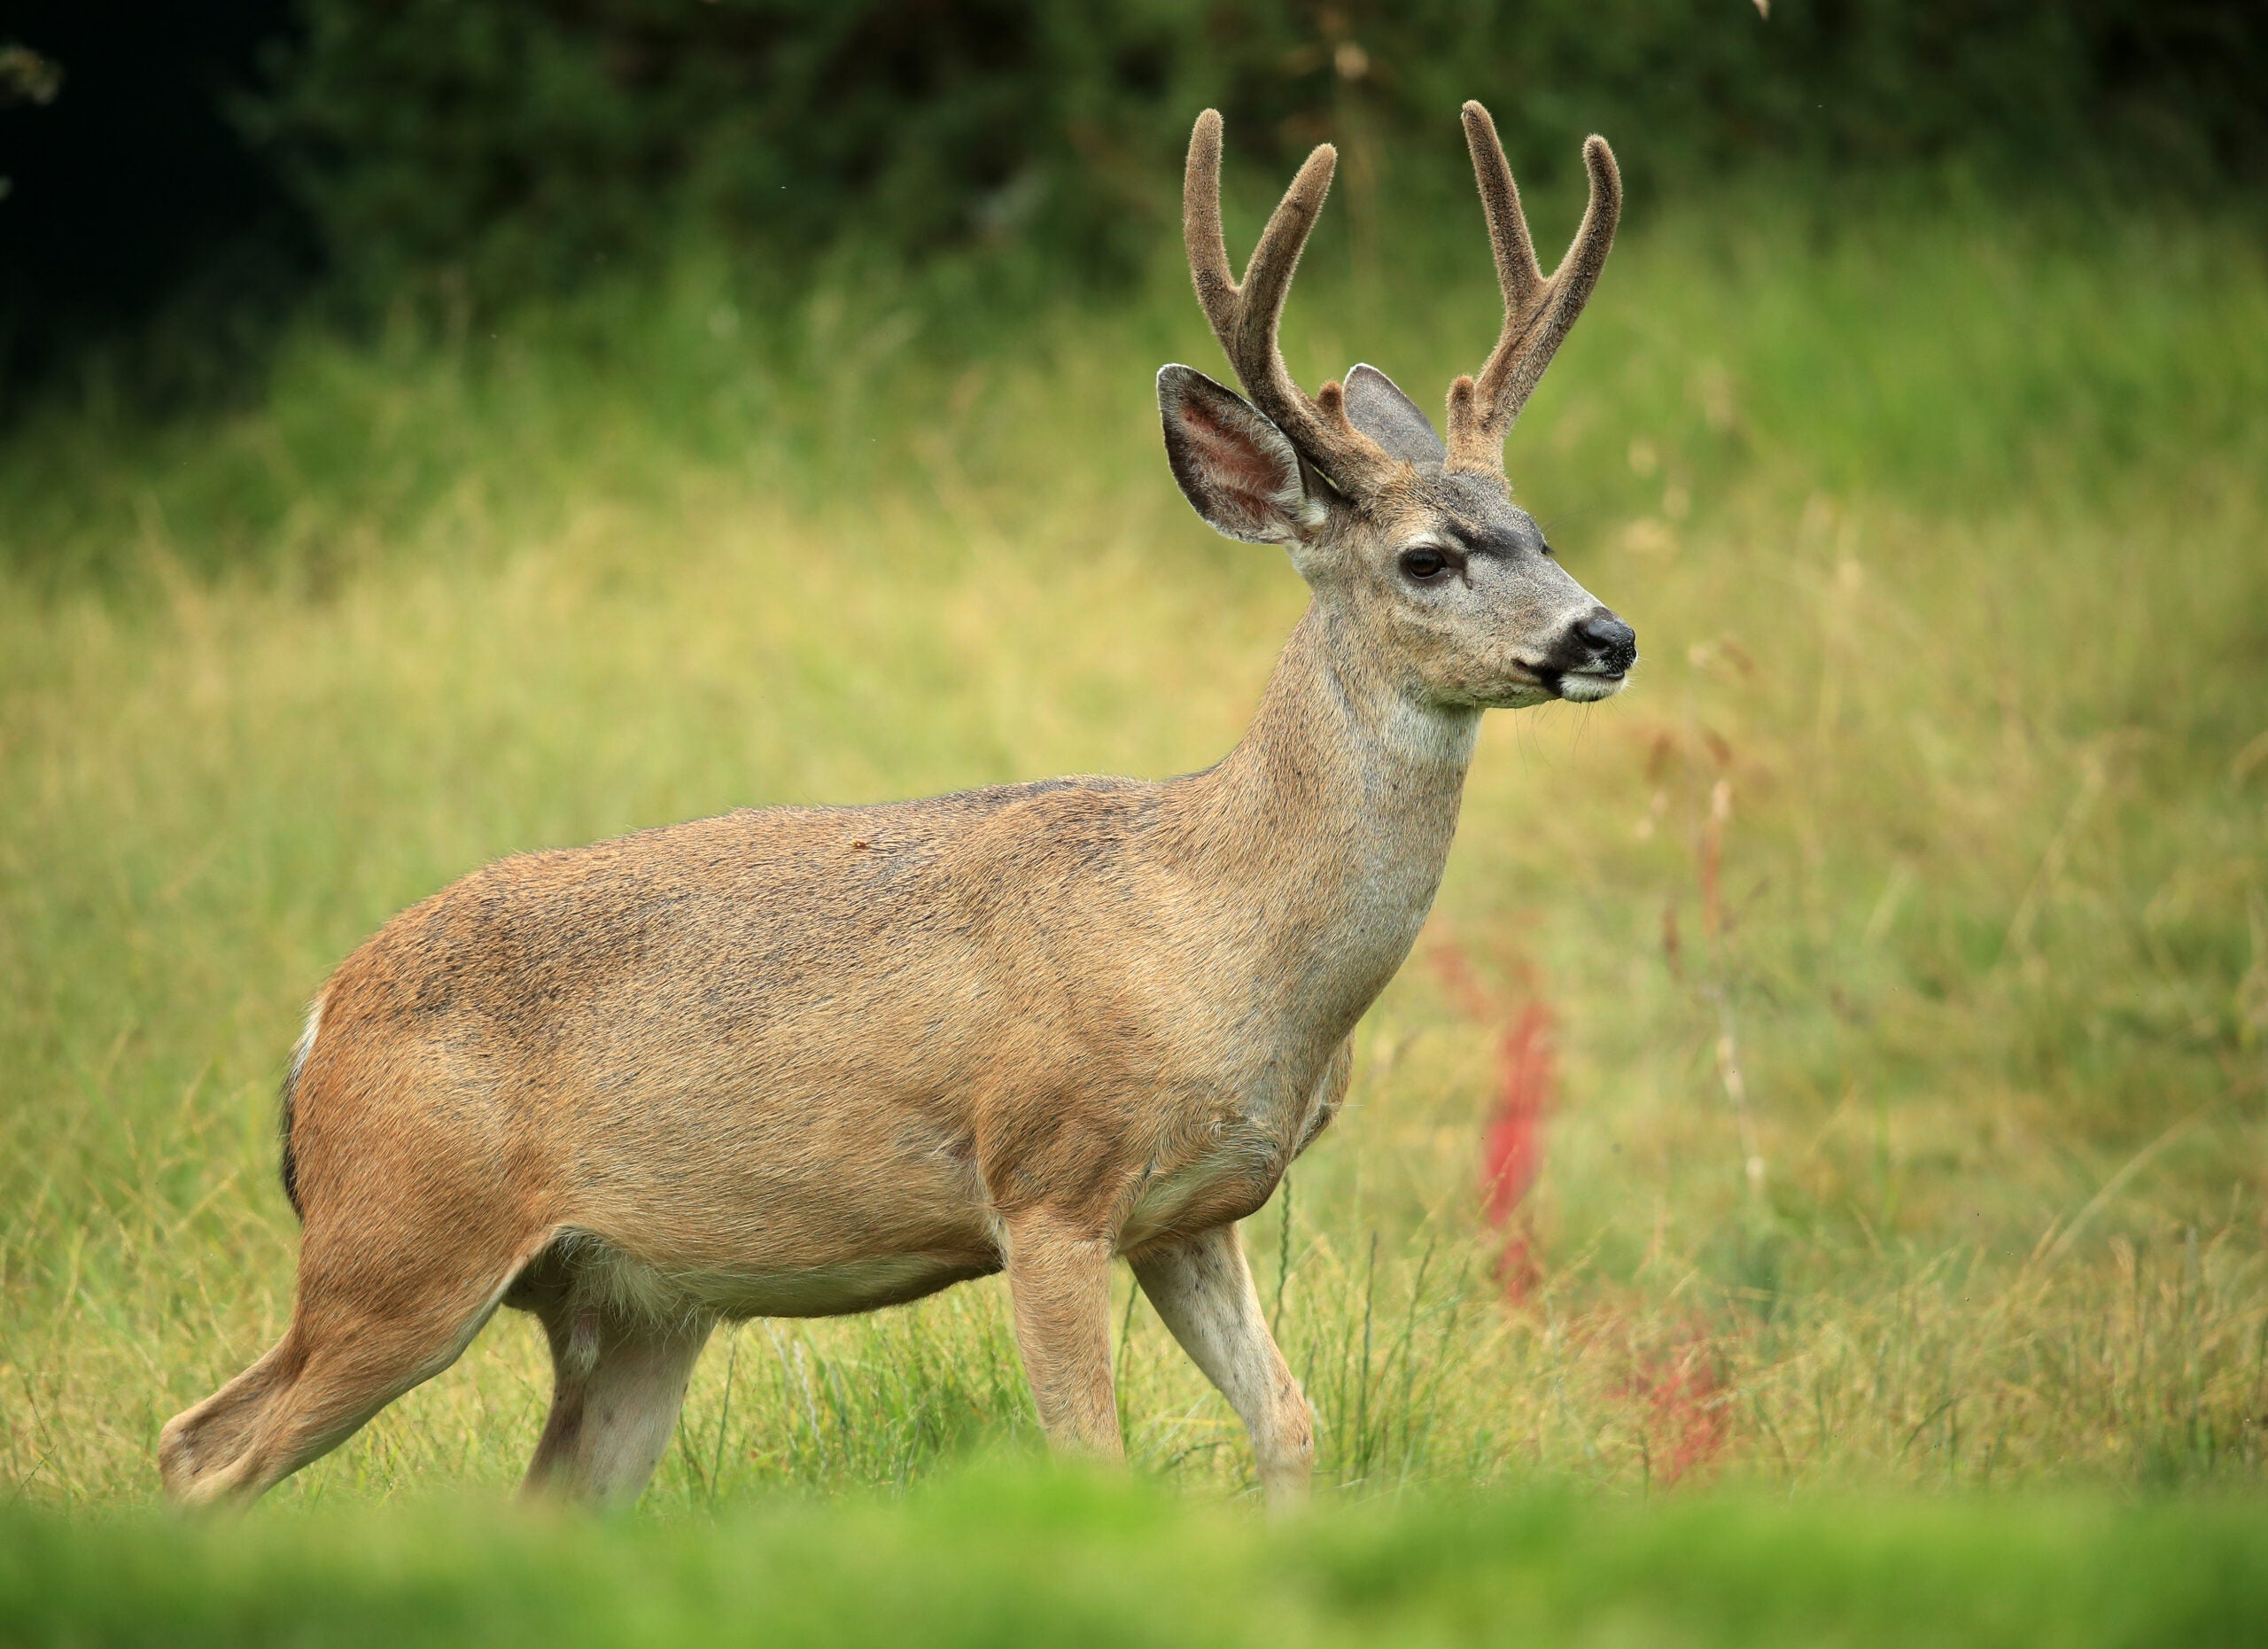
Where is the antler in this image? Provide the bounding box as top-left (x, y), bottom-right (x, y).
top-left (1184, 110), bottom-right (1395, 494)
top-left (1445, 101), bottom-right (1621, 476)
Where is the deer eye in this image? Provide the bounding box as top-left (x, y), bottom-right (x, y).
top-left (1398, 546), bottom-right (1452, 584)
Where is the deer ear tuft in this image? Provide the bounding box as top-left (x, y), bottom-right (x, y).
top-left (1157, 366), bottom-right (1324, 545)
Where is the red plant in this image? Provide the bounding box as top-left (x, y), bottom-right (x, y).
top-left (1430, 937), bottom-right (1558, 1303)
top-left (1629, 1333), bottom-right (1728, 1485)
top-left (1480, 1000), bottom-right (1556, 1301)
top-left (1480, 1000), bottom-right (1555, 1227)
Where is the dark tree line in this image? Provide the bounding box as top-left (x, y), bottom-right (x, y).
top-left (4, 0), bottom-right (2264, 401)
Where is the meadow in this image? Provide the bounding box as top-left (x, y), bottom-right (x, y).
top-left (2, 180), bottom-right (2265, 1637)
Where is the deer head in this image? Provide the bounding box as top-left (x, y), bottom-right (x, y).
top-left (1161, 103), bottom-right (1635, 708)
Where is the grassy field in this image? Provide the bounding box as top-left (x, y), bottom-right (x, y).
top-left (2, 181), bottom-right (2266, 1629)
top-left (8, 1467), bottom-right (2268, 1647)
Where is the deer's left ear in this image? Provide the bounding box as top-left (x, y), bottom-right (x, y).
top-left (1158, 365), bottom-right (1328, 545)
top-left (1342, 364), bottom-right (1447, 466)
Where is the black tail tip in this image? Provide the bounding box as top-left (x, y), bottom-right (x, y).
top-left (278, 1074), bottom-right (305, 1221)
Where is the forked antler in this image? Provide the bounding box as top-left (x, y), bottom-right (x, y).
top-left (1183, 104), bottom-right (1619, 488)
top-left (1183, 110), bottom-right (1394, 494)
top-left (1445, 102), bottom-right (1621, 475)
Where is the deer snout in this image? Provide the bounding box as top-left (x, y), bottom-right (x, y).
top-left (1569, 610), bottom-right (1637, 676)
top-left (1533, 607), bottom-right (1635, 703)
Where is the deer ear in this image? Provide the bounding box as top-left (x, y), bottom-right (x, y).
top-left (1342, 363), bottom-right (1446, 465)
top-left (1158, 366), bottom-right (1326, 545)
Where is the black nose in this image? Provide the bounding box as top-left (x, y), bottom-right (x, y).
top-left (1573, 611), bottom-right (1637, 673)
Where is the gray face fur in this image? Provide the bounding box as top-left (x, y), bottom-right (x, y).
top-left (1160, 361), bottom-right (1636, 712)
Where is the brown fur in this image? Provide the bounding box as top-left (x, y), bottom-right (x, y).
top-left (158, 105), bottom-right (1630, 1511)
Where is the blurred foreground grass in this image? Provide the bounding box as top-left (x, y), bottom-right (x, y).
top-left (2, 189), bottom-right (2266, 1524)
top-left (8, 1466), bottom-right (2268, 1648)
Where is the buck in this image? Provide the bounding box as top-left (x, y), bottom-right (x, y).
top-left (159, 102), bottom-right (1632, 1509)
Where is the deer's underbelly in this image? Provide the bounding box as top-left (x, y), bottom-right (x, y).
top-left (553, 1235), bottom-right (1000, 1323)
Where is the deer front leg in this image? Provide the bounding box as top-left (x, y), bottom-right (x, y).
top-left (1002, 1213), bottom-right (1122, 1458)
top-left (1131, 1221), bottom-right (1313, 1507)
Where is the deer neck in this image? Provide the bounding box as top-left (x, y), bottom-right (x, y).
top-left (1184, 600), bottom-right (1480, 1038)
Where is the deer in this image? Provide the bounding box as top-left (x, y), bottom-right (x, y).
top-left (158, 101), bottom-right (1631, 1511)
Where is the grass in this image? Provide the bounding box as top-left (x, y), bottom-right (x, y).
top-left (2, 176), bottom-right (2266, 1579)
top-left (8, 1467), bottom-right (2268, 1647)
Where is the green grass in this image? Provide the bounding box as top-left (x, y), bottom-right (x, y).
top-left (7, 1467), bottom-right (2268, 1647)
top-left (2, 183), bottom-right (2266, 1572)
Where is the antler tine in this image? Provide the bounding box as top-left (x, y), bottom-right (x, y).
top-left (1463, 101), bottom-right (1544, 318)
top-left (1446, 103), bottom-right (1621, 475)
top-left (1183, 110), bottom-right (1393, 494)
top-left (1183, 110), bottom-right (1239, 343)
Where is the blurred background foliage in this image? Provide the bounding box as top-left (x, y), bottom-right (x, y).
top-left (4, 0), bottom-right (2264, 416)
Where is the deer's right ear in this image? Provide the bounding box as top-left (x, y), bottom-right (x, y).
top-left (1158, 366), bottom-right (1327, 545)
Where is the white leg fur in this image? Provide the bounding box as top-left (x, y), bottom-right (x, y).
top-left (1130, 1223), bottom-right (1313, 1506)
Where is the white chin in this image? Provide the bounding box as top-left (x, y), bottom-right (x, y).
top-left (1557, 673), bottom-right (1627, 704)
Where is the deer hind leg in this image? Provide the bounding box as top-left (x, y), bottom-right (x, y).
top-left (519, 1270), bottom-right (713, 1506)
top-left (159, 1217), bottom-right (537, 1506)
top-left (1002, 1212), bottom-right (1122, 1459)
top-left (154, 1338), bottom-right (300, 1501)
top-left (1130, 1221), bottom-right (1313, 1507)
